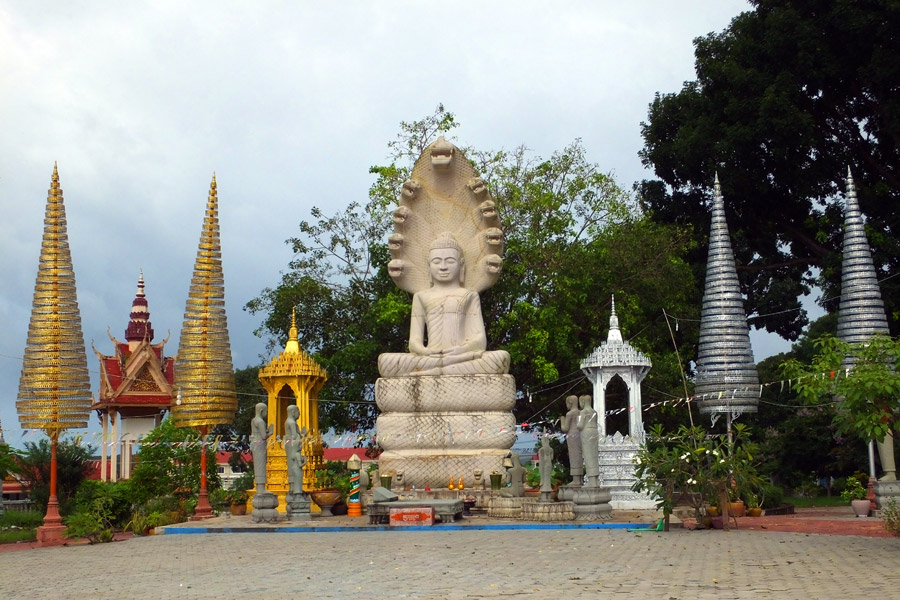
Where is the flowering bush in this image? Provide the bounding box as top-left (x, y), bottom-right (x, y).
top-left (633, 423), bottom-right (762, 526)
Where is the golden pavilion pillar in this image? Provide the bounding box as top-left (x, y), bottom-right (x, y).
top-left (255, 311), bottom-right (327, 512)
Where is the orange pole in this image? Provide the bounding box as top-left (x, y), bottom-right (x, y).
top-left (192, 425), bottom-right (214, 520)
top-left (37, 434), bottom-right (65, 543)
top-left (49, 437), bottom-right (58, 500)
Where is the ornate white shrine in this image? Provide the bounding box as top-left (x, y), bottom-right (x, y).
top-left (580, 296), bottom-right (655, 509)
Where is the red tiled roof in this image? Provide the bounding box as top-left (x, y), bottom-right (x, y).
top-left (323, 448), bottom-right (378, 462)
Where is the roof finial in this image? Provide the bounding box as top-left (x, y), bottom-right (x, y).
top-left (125, 270), bottom-right (153, 344)
top-left (284, 307), bottom-right (300, 354)
top-left (607, 294), bottom-right (623, 343)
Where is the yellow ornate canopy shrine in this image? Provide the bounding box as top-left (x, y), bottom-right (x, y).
top-left (256, 311), bottom-right (327, 511)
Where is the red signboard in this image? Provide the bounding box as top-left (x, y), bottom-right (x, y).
top-left (389, 507), bottom-right (435, 527)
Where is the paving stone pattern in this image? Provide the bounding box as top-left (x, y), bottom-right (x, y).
top-left (1, 528), bottom-right (898, 599)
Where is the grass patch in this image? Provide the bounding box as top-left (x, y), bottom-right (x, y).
top-left (0, 528), bottom-right (36, 544)
top-left (0, 510), bottom-right (43, 545)
top-left (1, 510), bottom-right (44, 529)
top-left (787, 495), bottom-right (848, 508)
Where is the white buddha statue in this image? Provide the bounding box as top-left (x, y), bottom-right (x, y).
top-left (378, 232), bottom-right (509, 377)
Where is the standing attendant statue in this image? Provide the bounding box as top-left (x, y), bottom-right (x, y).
top-left (561, 395), bottom-right (583, 486)
top-left (250, 402), bottom-right (274, 490)
top-left (284, 404), bottom-right (308, 495)
top-left (577, 395), bottom-right (600, 488)
top-left (538, 433), bottom-right (554, 502)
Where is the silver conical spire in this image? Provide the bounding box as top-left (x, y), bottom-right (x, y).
top-left (695, 174), bottom-right (759, 415)
top-left (836, 168), bottom-right (889, 351)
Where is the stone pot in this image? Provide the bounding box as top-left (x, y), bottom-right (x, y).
top-left (310, 489), bottom-right (343, 516)
top-left (727, 500), bottom-right (746, 518)
top-left (851, 499), bottom-right (870, 517)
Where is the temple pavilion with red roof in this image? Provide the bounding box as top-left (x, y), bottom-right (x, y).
top-left (92, 272), bottom-right (176, 480)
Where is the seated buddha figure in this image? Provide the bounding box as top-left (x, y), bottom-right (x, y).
top-left (378, 233), bottom-right (510, 377)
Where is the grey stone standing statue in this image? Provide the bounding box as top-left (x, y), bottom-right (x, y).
top-left (561, 395), bottom-right (583, 486)
top-left (538, 433), bottom-right (554, 502)
top-left (250, 403), bottom-right (274, 488)
top-left (283, 404), bottom-right (311, 520)
top-left (249, 402), bottom-right (279, 522)
top-left (577, 395), bottom-right (600, 488)
top-left (284, 405), bottom-right (307, 495)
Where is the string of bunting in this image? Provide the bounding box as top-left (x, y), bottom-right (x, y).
top-left (17, 365), bottom-right (852, 449)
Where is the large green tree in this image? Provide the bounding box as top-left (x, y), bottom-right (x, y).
top-left (19, 438), bottom-right (94, 515)
top-left (247, 106), bottom-right (700, 432)
top-left (130, 417), bottom-right (221, 506)
top-left (639, 0), bottom-right (900, 340)
top-left (781, 334), bottom-right (900, 448)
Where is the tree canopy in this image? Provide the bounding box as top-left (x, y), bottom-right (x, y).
top-left (247, 106), bottom-right (700, 434)
top-left (639, 0), bottom-right (900, 340)
top-left (781, 334), bottom-right (900, 446)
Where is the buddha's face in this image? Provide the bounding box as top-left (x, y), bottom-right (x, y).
top-left (429, 247), bottom-right (462, 284)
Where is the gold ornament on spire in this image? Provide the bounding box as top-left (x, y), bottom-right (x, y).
top-left (17, 164), bottom-right (92, 438)
top-left (172, 174), bottom-right (238, 427)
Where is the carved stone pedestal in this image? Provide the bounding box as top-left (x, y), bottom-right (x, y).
top-left (875, 480), bottom-right (900, 511)
top-left (376, 375), bottom-right (517, 489)
top-left (598, 433), bottom-right (657, 509)
top-left (572, 486), bottom-right (612, 521)
top-left (523, 500), bottom-right (574, 521)
top-left (284, 492), bottom-right (311, 521)
top-left (488, 496), bottom-right (523, 519)
top-left (251, 490), bottom-right (280, 523)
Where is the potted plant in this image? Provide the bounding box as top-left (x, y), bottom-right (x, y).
top-left (312, 461), bottom-right (351, 515)
top-left (841, 476), bottom-right (869, 517)
top-left (226, 471), bottom-right (253, 515)
top-left (489, 470), bottom-right (503, 491)
top-left (745, 493), bottom-right (763, 517)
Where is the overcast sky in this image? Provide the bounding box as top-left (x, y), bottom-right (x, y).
top-left (1, 1), bottom-right (785, 446)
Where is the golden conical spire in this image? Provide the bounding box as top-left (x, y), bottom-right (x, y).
top-left (172, 174), bottom-right (237, 427)
top-left (17, 164), bottom-right (92, 438)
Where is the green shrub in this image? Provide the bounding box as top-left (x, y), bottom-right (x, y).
top-left (74, 479), bottom-right (133, 528)
top-left (882, 498), bottom-right (900, 537)
top-left (795, 479), bottom-right (821, 499)
top-left (760, 482), bottom-right (784, 509)
top-left (65, 495), bottom-right (117, 543)
top-left (209, 487), bottom-right (229, 512)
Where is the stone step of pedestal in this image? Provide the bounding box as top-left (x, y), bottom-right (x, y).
top-left (375, 374), bottom-right (516, 412)
top-left (488, 496), bottom-right (524, 518)
top-left (379, 449), bottom-right (511, 489)
top-left (376, 412), bottom-right (516, 451)
top-left (522, 500), bottom-right (575, 521)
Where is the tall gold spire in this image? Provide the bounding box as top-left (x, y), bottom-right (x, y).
top-left (172, 174), bottom-right (238, 427)
top-left (17, 164), bottom-right (92, 438)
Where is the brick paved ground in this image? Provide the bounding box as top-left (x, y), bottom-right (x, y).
top-left (1, 526), bottom-right (898, 599)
